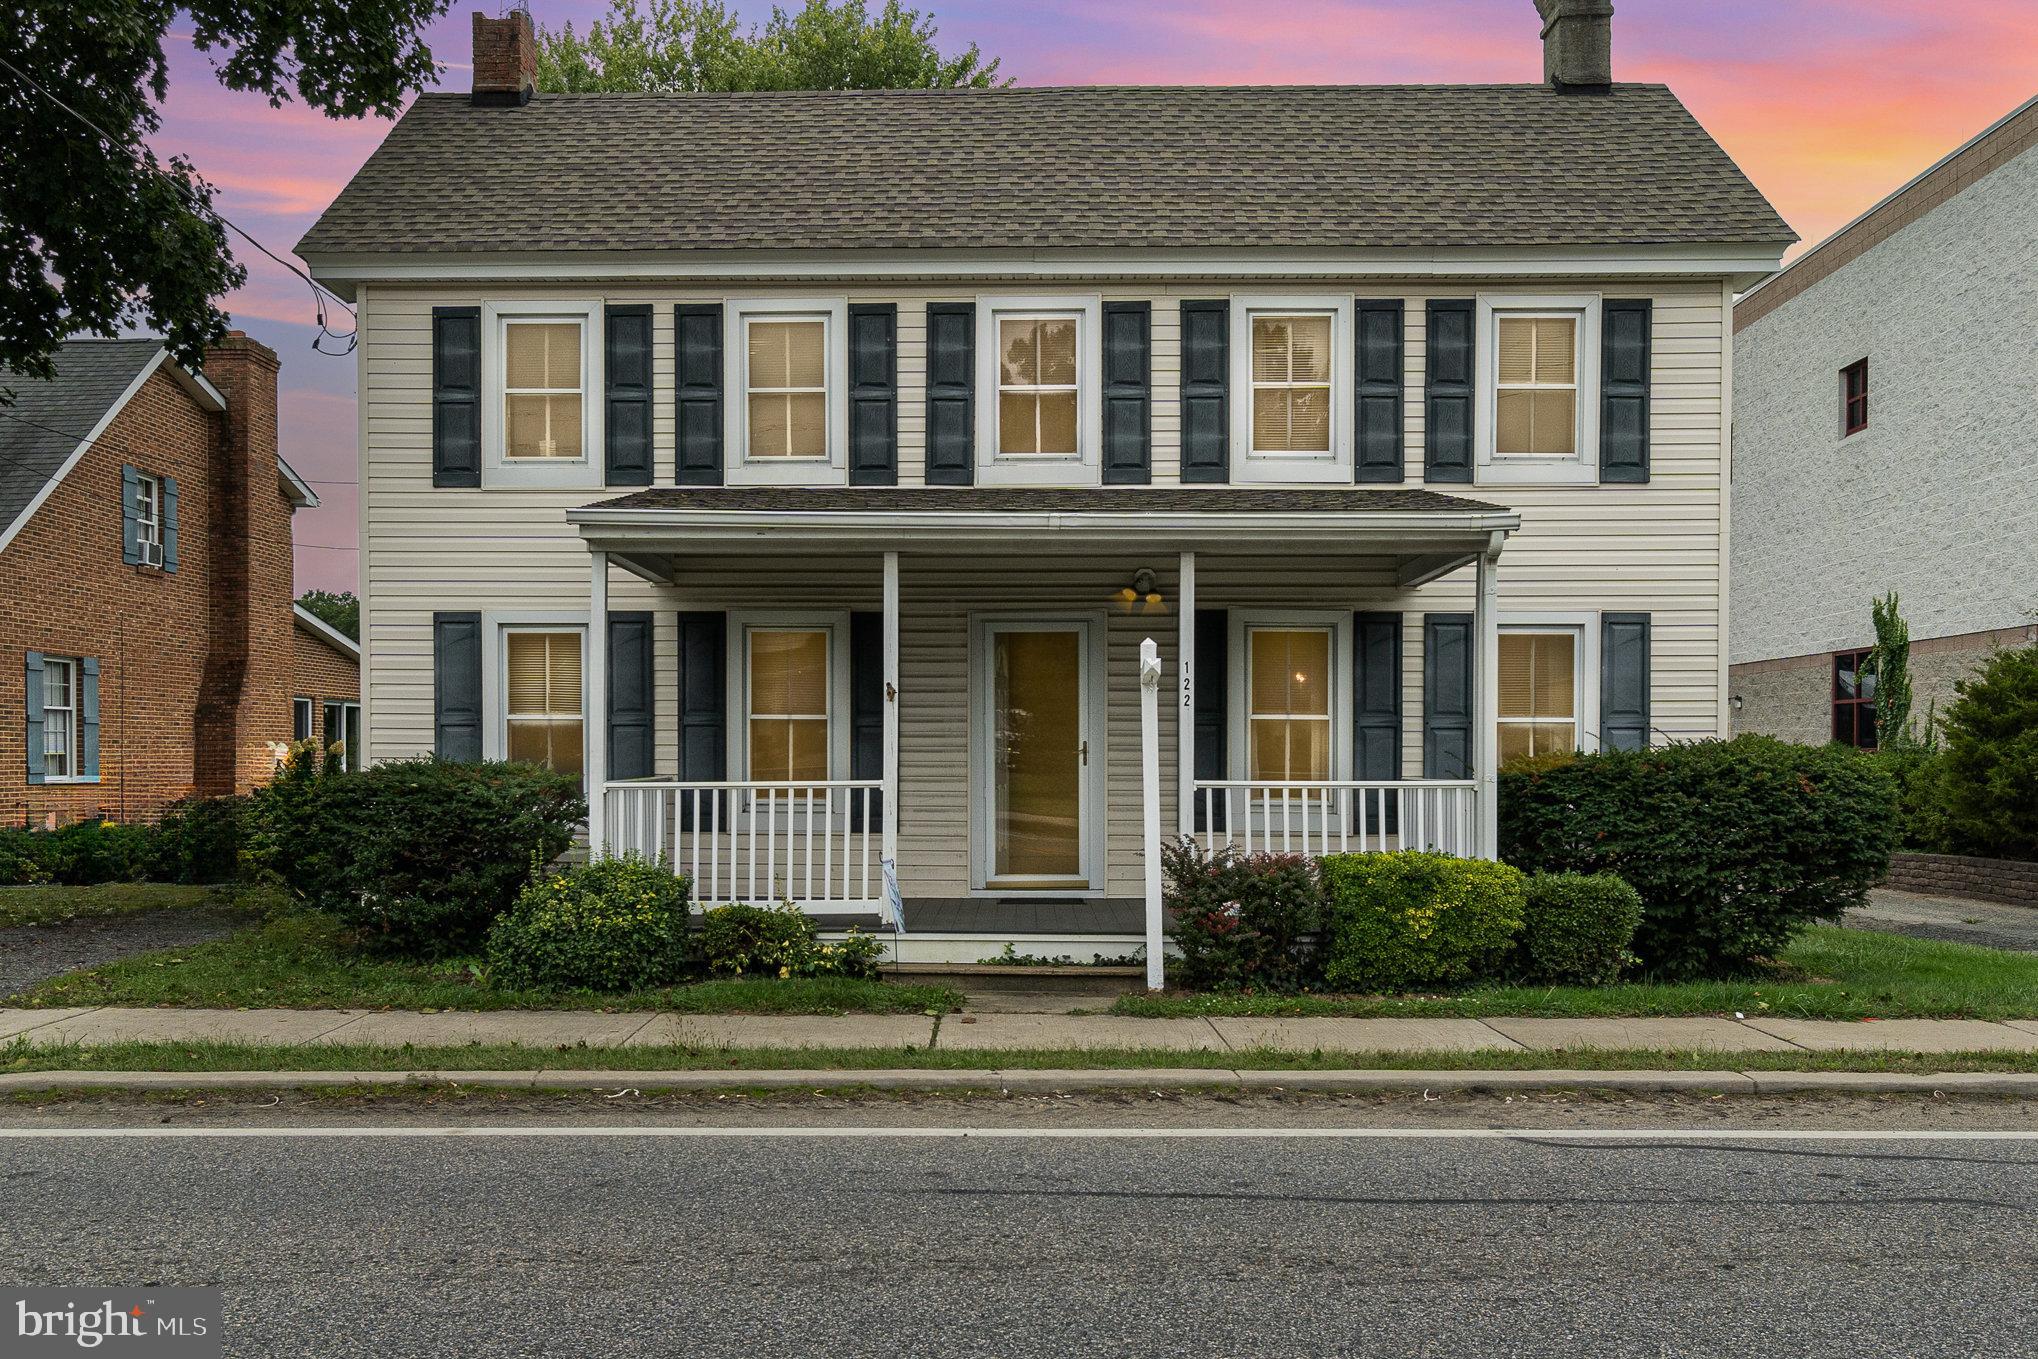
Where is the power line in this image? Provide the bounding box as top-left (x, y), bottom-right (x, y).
top-left (0, 406), bottom-right (350, 497)
top-left (0, 51), bottom-right (358, 356)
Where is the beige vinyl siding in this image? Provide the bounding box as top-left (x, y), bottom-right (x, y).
top-left (358, 277), bottom-right (1726, 895)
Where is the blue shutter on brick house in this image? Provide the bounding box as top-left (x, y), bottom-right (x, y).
top-left (160, 477), bottom-right (179, 572)
top-left (24, 651), bottom-right (45, 785)
top-left (120, 465), bottom-right (141, 564)
top-left (79, 657), bottom-right (100, 780)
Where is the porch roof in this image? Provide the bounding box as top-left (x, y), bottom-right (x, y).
top-left (569, 486), bottom-right (1517, 577)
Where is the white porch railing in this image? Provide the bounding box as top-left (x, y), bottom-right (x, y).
top-left (602, 779), bottom-right (885, 912)
top-left (1189, 780), bottom-right (1481, 859)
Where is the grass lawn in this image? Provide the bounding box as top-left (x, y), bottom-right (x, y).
top-left (1110, 926), bottom-right (2038, 1021)
top-left (0, 882), bottom-right (234, 929)
top-left (6, 911), bottom-right (961, 1016)
top-left (8, 1038), bottom-right (2038, 1078)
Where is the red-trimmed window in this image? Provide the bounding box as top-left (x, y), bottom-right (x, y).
top-left (1832, 648), bottom-right (1878, 749)
top-left (1841, 358), bottom-right (1868, 436)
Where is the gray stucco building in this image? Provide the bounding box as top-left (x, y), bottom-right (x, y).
top-left (1731, 94), bottom-right (2038, 747)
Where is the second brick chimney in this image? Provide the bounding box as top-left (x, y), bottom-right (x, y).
top-left (1535, 0), bottom-right (1614, 94)
top-left (472, 7), bottom-right (536, 107)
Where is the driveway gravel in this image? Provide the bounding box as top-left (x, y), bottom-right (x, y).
top-left (0, 909), bottom-right (242, 999)
top-left (1848, 888), bottom-right (2038, 954)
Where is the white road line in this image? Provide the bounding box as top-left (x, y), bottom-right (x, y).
top-left (2, 1126), bottom-right (2038, 1142)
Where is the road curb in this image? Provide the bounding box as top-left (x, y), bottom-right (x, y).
top-left (6, 1067), bottom-right (2038, 1096)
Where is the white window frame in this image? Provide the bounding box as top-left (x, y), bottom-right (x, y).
top-left (974, 295), bottom-right (1104, 486)
top-left (40, 655), bottom-right (80, 784)
top-left (1230, 295), bottom-right (1355, 484)
top-left (726, 612), bottom-right (852, 784)
top-left (134, 472), bottom-right (165, 567)
top-left (481, 300), bottom-right (603, 489)
top-left (322, 699), bottom-right (363, 772)
top-left (1225, 612), bottom-right (1352, 783)
top-left (725, 298), bottom-right (850, 486)
top-left (1475, 293), bottom-right (1601, 485)
top-left (481, 612), bottom-right (589, 775)
top-left (292, 696), bottom-right (315, 744)
top-left (1497, 613), bottom-right (1601, 758)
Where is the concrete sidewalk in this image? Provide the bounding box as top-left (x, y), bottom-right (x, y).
top-left (8, 1006), bottom-right (2038, 1055)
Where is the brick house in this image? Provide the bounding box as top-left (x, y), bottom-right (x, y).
top-left (0, 334), bottom-right (358, 826)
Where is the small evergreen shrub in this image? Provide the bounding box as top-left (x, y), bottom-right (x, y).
top-left (696, 903), bottom-right (885, 979)
top-left (1937, 645), bottom-right (2038, 861)
top-left (246, 752), bottom-right (584, 957)
top-left (1873, 746), bottom-right (1953, 854)
top-left (153, 795), bottom-right (249, 884)
top-left (1320, 851), bottom-right (1527, 992)
top-left (486, 856), bottom-right (692, 992)
top-left (1161, 839), bottom-right (1324, 990)
top-left (0, 827), bottom-right (49, 885)
top-left (1499, 736), bottom-right (1896, 978)
top-left (38, 819), bottom-right (160, 885)
top-left (1515, 872), bottom-right (1642, 986)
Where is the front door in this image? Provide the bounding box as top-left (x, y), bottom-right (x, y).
top-left (976, 619), bottom-right (1096, 891)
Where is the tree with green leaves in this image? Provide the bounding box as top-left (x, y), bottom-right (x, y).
top-left (1869, 590), bottom-right (1936, 750)
top-left (1, 0), bottom-right (450, 388)
top-left (536, 0), bottom-right (1006, 94)
top-left (297, 589), bottom-right (360, 641)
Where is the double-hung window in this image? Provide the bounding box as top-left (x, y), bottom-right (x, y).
top-left (483, 301), bottom-right (600, 487)
top-left (746, 628), bottom-right (831, 782)
top-left (975, 297), bottom-right (1101, 484)
top-left (1231, 298), bottom-right (1353, 482)
top-left (996, 314), bottom-right (1080, 458)
top-left (1478, 296), bottom-right (1600, 483)
top-left (41, 656), bottom-right (77, 780)
top-left (745, 317), bottom-right (829, 461)
top-left (1841, 358), bottom-right (1869, 436)
top-left (1246, 628), bottom-right (1334, 782)
top-left (134, 473), bottom-right (164, 567)
top-left (1498, 630), bottom-right (1580, 762)
top-left (504, 629), bottom-right (584, 778)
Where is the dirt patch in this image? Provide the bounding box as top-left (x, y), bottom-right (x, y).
top-left (0, 909), bottom-right (242, 998)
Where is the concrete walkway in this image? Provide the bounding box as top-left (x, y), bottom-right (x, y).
top-left (8, 1006), bottom-right (2038, 1055)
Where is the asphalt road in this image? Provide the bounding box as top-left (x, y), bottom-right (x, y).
top-left (5, 1097), bottom-right (2038, 1358)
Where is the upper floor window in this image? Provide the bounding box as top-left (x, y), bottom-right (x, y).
top-left (133, 472), bottom-right (164, 567)
top-left (975, 295), bottom-right (1102, 486)
top-left (745, 318), bottom-right (828, 461)
top-left (1250, 314), bottom-right (1333, 457)
top-left (1841, 358), bottom-right (1868, 436)
top-left (504, 628), bottom-right (584, 778)
top-left (996, 314), bottom-right (1080, 458)
top-left (503, 319), bottom-right (585, 461)
top-left (1246, 627), bottom-right (1333, 782)
top-left (1231, 297), bottom-right (1353, 484)
top-left (41, 655), bottom-right (77, 780)
top-left (1833, 648), bottom-right (1877, 749)
top-left (726, 298), bottom-right (848, 485)
top-left (1476, 294), bottom-right (1601, 485)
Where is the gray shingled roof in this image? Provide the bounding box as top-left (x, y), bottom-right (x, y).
top-left (300, 84), bottom-right (1793, 257)
top-left (0, 339), bottom-right (162, 543)
top-left (581, 486), bottom-right (1509, 515)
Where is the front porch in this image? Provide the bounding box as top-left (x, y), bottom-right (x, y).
top-left (569, 487), bottom-right (1518, 963)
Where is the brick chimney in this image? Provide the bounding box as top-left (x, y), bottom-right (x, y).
top-left (472, 7), bottom-right (536, 107)
top-left (192, 333), bottom-right (293, 797)
top-left (1535, 0), bottom-right (1613, 93)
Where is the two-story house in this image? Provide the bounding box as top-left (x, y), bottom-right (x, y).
top-left (301, 0), bottom-right (1792, 960)
top-left (1731, 94), bottom-right (2038, 748)
top-left (2, 334), bottom-right (359, 825)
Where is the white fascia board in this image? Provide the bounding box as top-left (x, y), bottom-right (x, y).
top-left (305, 243), bottom-right (1789, 296)
top-left (293, 603), bottom-right (362, 660)
top-left (0, 348), bottom-right (170, 555)
top-left (277, 456), bottom-right (320, 508)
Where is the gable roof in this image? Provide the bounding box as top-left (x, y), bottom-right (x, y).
top-left (0, 340), bottom-right (177, 552)
top-left (299, 83), bottom-right (1794, 260)
top-left (293, 603), bottom-right (361, 662)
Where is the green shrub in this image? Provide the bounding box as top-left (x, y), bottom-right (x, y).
top-left (1515, 872), bottom-right (1642, 986)
top-left (1499, 736), bottom-right (1896, 978)
top-left (1937, 645), bottom-right (2038, 861)
top-left (0, 827), bottom-right (50, 885)
top-left (247, 753), bottom-right (585, 957)
top-left (153, 795), bottom-right (248, 884)
top-left (486, 856), bottom-right (692, 991)
top-left (696, 903), bottom-right (885, 979)
top-left (1320, 851), bottom-right (1527, 992)
top-left (36, 819), bottom-right (160, 885)
top-left (1161, 839), bottom-right (1324, 990)
top-left (1873, 746), bottom-right (1953, 854)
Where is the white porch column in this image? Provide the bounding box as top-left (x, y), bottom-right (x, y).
top-left (1472, 537), bottom-right (1501, 859)
top-left (1139, 637), bottom-right (1166, 990)
top-left (587, 549), bottom-right (609, 859)
top-left (1176, 550), bottom-right (1196, 841)
top-left (881, 551), bottom-right (901, 917)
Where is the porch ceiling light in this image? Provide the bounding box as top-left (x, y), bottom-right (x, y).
top-left (1118, 568), bottom-right (1164, 612)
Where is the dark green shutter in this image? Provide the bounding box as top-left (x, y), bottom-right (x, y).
top-left (24, 651), bottom-right (45, 785)
top-left (431, 307), bottom-right (482, 488)
top-left (160, 476), bottom-right (179, 572)
top-left (849, 612), bottom-right (884, 830)
top-left (924, 302), bottom-right (974, 485)
top-left (675, 304), bottom-right (724, 486)
top-left (607, 612), bottom-right (655, 780)
top-left (676, 611), bottom-right (727, 828)
top-left (847, 304), bottom-right (899, 486)
top-left (604, 304), bottom-right (654, 486)
top-left (432, 612), bottom-right (483, 761)
top-left (121, 465), bottom-right (141, 564)
top-left (1101, 301), bottom-right (1151, 484)
top-left (1193, 608), bottom-right (1227, 830)
top-left (1355, 300), bottom-right (1405, 482)
top-left (1179, 300), bottom-right (1229, 484)
top-left (1354, 613), bottom-right (1402, 777)
top-left (1422, 613), bottom-right (1473, 778)
top-left (1601, 612), bottom-right (1653, 751)
top-left (1423, 300), bottom-right (1474, 483)
top-left (1600, 299), bottom-right (1652, 484)
top-left (79, 657), bottom-right (100, 781)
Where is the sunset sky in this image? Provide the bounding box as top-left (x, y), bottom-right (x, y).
top-left (143, 0), bottom-right (2038, 593)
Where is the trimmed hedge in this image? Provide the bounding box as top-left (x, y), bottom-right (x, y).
top-left (1499, 736), bottom-right (1895, 978)
top-left (1161, 839), bottom-right (1325, 990)
top-left (1938, 644), bottom-right (2038, 861)
top-left (1516, 872), bottom-right (1642, 986)
top-left (486, 856), bottom-right (691, 991)
top-left (247, 752), bottom-right (585, 957)
top-left (1320, 851), bottom-right (1527, 992)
